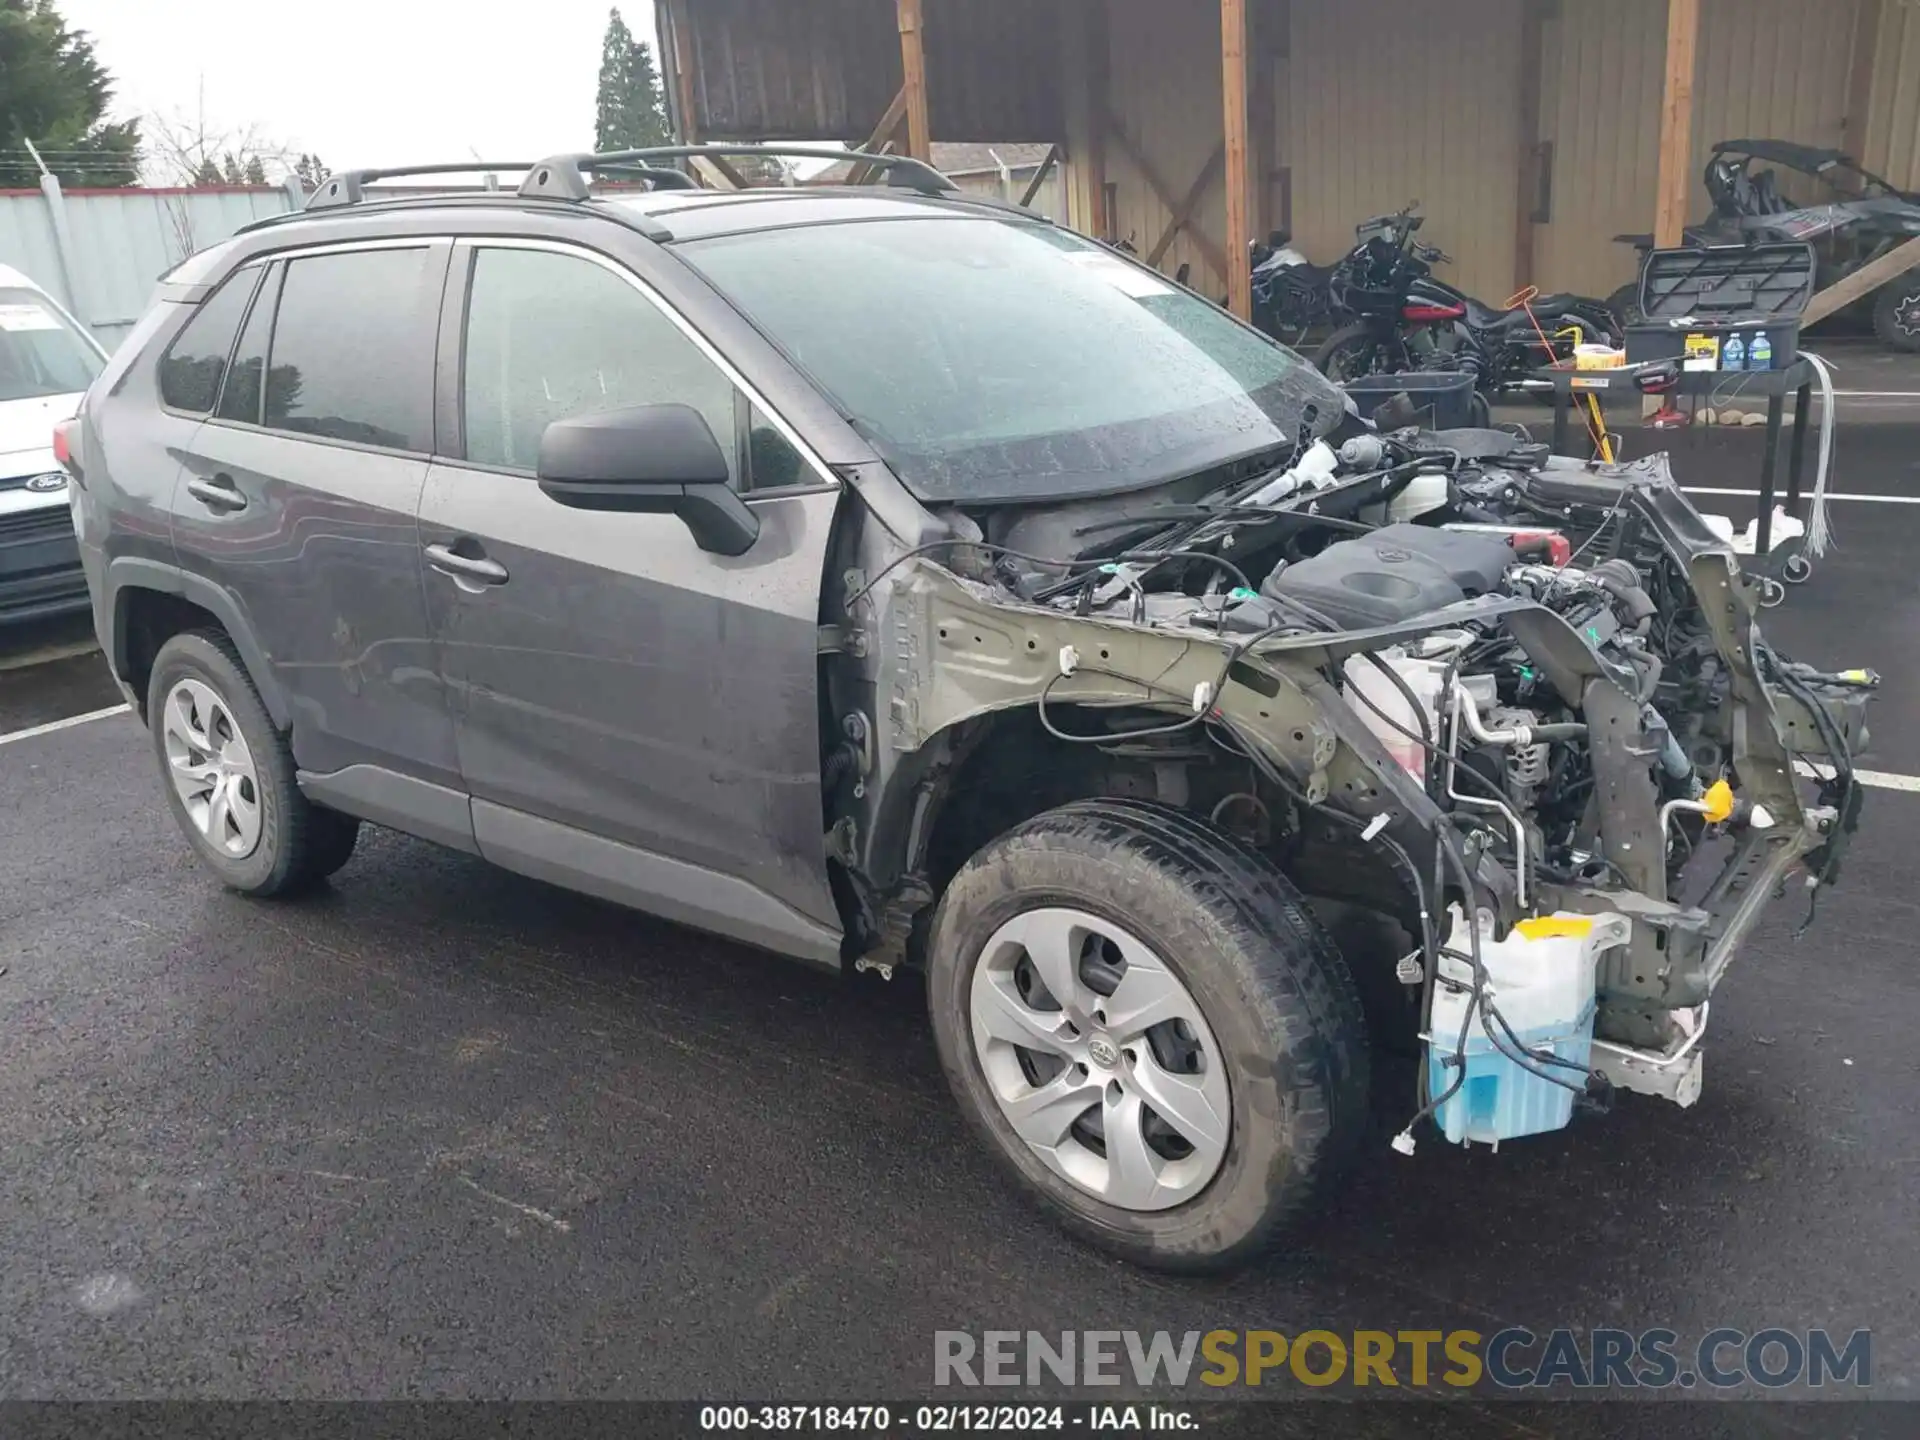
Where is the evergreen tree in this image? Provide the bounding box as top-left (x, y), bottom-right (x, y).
top-left (594, 8), bottom-right (671, 152)
top-left (0, 0), bottom-right (140, 186)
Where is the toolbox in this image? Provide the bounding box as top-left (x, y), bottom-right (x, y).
top-left (1623, 241), bottom-right (1816, 372)
top-left (1339, 370), bottom-right (1480, 431)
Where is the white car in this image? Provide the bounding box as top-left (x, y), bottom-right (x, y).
top-left (0, 262), bottom-right (108, 623)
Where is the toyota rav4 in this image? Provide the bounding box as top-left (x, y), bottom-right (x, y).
top-left (61, 148), bottom-right (1873, 1271)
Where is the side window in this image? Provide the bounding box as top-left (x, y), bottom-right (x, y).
top-left (262, 248), bottom-right (434, 450)
top-left (462, 247), bottom-right (756, 485)
top-left (157, 268), bottom-right (260, 413)
top-left (215, 264), bottom-right (281, 426)
top-left (746, 402), bottom-right (807, 492)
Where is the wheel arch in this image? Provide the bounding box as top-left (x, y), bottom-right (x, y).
top-left (106, 558), bottom-right (289, 727)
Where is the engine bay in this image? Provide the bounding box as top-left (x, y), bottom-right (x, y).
top-left (863, 421), bottom-right (1874, 1145)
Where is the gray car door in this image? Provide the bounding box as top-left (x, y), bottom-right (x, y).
top-left (417, 240), bottom-right (842, 962)
top-left (168, 240), bottom-right (469, 846)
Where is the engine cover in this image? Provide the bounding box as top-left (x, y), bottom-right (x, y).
top-left (1261, 523), bottom-right (1515, 629)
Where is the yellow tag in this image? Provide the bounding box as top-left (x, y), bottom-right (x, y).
top-left (1516, 916), bottom-right (1595, 940)
top-left (1839, 669), bottom-right (1873, 684)
top-left (1702, 779), bottom-right (1735, 824)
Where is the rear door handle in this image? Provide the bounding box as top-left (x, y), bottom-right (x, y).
top-left (185, 474), bottom-right (247, 512)
top-left (424, 542), bottom-right (509, 586)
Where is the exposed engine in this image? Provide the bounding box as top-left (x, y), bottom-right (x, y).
top-left (880, 420), bottom-right (1871, 1150)
top-left (958, 425), bottom-right (1814, 899)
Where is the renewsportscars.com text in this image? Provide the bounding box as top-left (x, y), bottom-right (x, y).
top-left (934, 1328), bottom-right (1871, 1391)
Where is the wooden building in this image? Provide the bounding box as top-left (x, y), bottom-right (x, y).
top-left (654, 0), bottom-right (1920, 318)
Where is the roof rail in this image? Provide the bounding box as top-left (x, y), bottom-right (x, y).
top-left (517, 145), bottom-right (956, 201)
top-left (303, 159), bottom-right (701, 212)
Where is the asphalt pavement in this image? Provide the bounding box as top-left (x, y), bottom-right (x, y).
top-left (2, 422), bottom-right (1917, 1430)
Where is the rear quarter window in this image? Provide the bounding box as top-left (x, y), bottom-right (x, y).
top-left (156, 269), bottom-right (260, 413)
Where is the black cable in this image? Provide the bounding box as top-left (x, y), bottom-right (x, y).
top-left (1563, 486), bottom-right (1634, 571)
top-left (842, 540), bottom-right (1102, 609)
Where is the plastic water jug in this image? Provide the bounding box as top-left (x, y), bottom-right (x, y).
top-left (1723, 333), bottom-right (1746, 371)
top-left (1751, 331), bottom-right (1773, 370)
top-left (1426, 907), bottom-right (1630, 1146)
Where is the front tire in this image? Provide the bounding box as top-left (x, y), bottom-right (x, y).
top-left (147, 630), bottom-right (350, 897)
top-left (1313, 321), bottom-right (1401, 382)
top-left (1873, 281), bottom-right (1920, 353)
top-left (926, 799), bottom-right (1369, 1272)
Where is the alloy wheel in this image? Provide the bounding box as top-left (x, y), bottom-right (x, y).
top-left (1897, 292), bottom-right (1920, 338)
top-left (161, 678), bottom-right (263, 859)
top-left (969, 907), bottom-right (1231, 1212)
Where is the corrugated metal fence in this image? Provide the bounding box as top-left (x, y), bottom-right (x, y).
top-left (0, 182), bottom-right (299, 352)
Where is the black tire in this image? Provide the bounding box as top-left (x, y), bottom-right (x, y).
top-left (926, 798), bottom-right (1370, 1272)
top-left (1873, 281), bottom-right (1920, 353)
top-left (1313, 321), bottom-right (1397, 381)
top-left (146, 629), bottom-right (345, 897)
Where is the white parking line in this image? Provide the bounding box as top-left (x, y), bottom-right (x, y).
top-left (1797, 759), bottom-right (1920, 794)
top-left (0, 703), bottom-right (132, 748)
top-left (1682, 487), bottom-right (1920, 505)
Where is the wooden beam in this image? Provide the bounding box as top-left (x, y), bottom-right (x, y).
top-left (896, 0), bottom-right (932, 162)
top-left (665, 0), bottom-right (700, 144)
top-left (1841, 0), bottom-right (1884, 173)
top-left (846, 87), bottom-right (910, 185)
top-left (1019, 144), bottom-right (1060, 208)
top-left (1106, 115), bottom-right (1229, 279)
top-left (1653, 0), bottom-right (1700, 248)
top-left (1059, 0), bottom-right (1110, 239)
top-left (704, 154), bottom-right (753, 189)
top-left (1146, 142), bottom-right (1225, 269)
top-left (1221, 0), bottom-right (1253, 320)
top-left (1086, 0), bottom-right (1109, 239)
top-left (1803, 233), bottom-right (1920, 326)
top-left (1249, 22), bottom-right (1277, 238)
top-left (1513, 0), bottom-right (1547, 289)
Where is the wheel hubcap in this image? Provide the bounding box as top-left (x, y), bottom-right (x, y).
top-left (1897, 293), bottom-right (1920, 337)
top-left (969, 908), bottom-right (1231, 1212)
top-left (161, 678), bottom-right (262, 859)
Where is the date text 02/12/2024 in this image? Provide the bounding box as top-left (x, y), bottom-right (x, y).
top-left (698, 1406), bottom-right (1192, 1432)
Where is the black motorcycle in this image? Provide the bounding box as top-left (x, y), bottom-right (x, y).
top-left (1249, 230), bottom-right (1340, 346)
top-left (1312, 206), bottom-right (1622, 401)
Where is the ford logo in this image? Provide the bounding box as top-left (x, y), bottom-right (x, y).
top-left (24, 472), bottom-right (66, 493)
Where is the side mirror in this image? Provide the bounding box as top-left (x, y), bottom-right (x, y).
top-left (536, 403), bottom-right (759, 557)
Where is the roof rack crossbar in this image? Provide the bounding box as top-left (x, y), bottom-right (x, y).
top-left (299, 145), bottom-right (955, 214)
top-left (302, 157), bottom-right (700, 211)
top-left (305, 162), bottom-right (549, 211)
top-left (516, 145), bottom-right (956, 200)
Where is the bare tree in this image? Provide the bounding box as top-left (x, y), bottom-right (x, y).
top-left (141, 87), bottom-right (303, 262)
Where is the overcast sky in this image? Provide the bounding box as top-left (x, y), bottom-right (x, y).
top-left (60, 0), bottom-right (658, 177)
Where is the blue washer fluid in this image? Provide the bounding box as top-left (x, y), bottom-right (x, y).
top-left (1425, 909), bottom-right (1630, 1147)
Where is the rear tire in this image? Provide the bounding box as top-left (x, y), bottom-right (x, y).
top-left (1873, 282), bottom-right (1920, 353)
top-left (1313, 321), bottom-right (1398, 382)
top-left (926, 799), bottom-right (1369, 1272)
top-left (146, 630), bottom-right (348, 897)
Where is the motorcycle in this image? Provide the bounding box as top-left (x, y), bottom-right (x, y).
top-left (1249, 230), bottom-right (1340, 346)
top-left (1311, 205), bottom-right (1623, 403)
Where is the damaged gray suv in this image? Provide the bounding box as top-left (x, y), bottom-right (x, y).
top-left (63, 148), bottom-right (1873, 1271)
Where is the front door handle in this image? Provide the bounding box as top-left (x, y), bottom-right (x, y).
top-left (185, 474), bottom-right (247, 512)
top-left (424, 542), bottom-right (509, 586)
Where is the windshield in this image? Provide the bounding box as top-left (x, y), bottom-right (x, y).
top-left (680, 217), bottom-right (1342, 503)
top-left (0, 289), bottom-right (104, 402)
